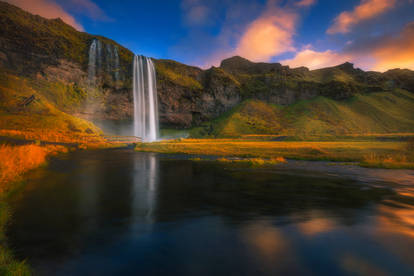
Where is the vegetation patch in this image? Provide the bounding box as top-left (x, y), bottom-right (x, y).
top-left (136, 139), bottom-right (414, 168)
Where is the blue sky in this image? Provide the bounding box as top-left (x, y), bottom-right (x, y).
top-left (6, 0), bottom-right (414, 71)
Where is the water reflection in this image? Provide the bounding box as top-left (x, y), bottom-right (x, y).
top-left (6, 150), bottom-right (414, 275)
top-left (131, 153), bottom-right (158, 224)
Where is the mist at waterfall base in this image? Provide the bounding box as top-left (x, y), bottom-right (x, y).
top-left (133, 55), bottom-right (159, 142)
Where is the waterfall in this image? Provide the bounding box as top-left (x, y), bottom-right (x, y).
top-left (96, 40), bottom-right (103, 73)
top-left (114, 46), bottom-right (120, 85)
top-left (133, 55), bottom-right (159, 142)
top-left (88, 39), bottom-right (121, 88)
top-left (106, 44), bottom-right (113, 75)
top-left (88, 39), bottom-right (97, 84)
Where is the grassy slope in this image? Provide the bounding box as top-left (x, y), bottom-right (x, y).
top-left (0, 73), bottom-right (103, 142)
top-left (190, 89), bottom-right (414, 138)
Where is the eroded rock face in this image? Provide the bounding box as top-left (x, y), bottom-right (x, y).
top-left (1, 1), bottom-right (414, 130)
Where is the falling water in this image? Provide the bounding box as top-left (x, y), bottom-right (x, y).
top-left (106, 44), bottom-right (113, 75)
top-left (133, 55), bottom-right (159, 142)
top-left (96, 40), bottom-right (103, 73)
top-left (88, 39), bottom-right (97, 84)
top-left (114, 46), bottom-right (120, 85)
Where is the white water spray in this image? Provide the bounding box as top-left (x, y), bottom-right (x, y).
top-left (133, 55), bottom-right (159, 142)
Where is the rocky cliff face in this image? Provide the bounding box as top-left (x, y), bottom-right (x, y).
top-left (0, 1), bottom-right (133, 121)
top-left (1, 1), bottom-right (414, 130)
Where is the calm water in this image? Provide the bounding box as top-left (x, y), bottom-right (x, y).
top-left (7, 149), bottom-right (414, 275)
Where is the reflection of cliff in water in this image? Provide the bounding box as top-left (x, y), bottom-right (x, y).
top-left (154, 159), bottom-right (405, 225)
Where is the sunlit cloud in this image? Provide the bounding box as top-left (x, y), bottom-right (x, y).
top-left (295, 0), bottom-right (316, 7)
top-left (327, 0), bottom-right (397, 34)
top-left (5, 0), bottom-right (84, 30)
top-left (283, 21), bottom-right (414, 71)
top-left (281, 48), bottom-right (351, 70)
top-left (4, 0), bottom-right (110, 31)
top-left (370, 22), bottom-right (414, 71)
top-left (233, 3), bottom-right (298, 61)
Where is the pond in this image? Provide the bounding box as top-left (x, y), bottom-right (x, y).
top-left (7, 149), bottom-right (414, 275)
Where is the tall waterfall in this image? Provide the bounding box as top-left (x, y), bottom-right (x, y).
top-left (133, 55), bottom-right (159, 142)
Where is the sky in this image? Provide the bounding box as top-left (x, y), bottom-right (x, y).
top-left (5, 0), bottom-right (414, 71)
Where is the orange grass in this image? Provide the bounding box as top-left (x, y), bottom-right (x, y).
top-left (0, 144), bottom-right (68, 193)
top-left (0, 129), bottom-right (105, 144)
top-left (136, 139), bottom-right (414, 169)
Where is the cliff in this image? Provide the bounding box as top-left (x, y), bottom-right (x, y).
top-left (1, 1), bottom-right (414, 135)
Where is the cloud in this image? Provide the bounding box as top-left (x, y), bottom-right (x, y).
top-left (62, 0), bottom-right (112, 22)
top-left (5, 0), bottom-right (84, 30)
top-left (181, 0), bottom-right (211, 26)
top-left (233, 4), bottom-right (298, 61)
top-left (327, 0), bottom-right (397, 34)
top-left (295, 0), bottom-right (316, 7)
top-left (281, 48), bottom-right (351, 70)
top-left (365, 21), bottom-right (414, 71)
top-left (283, 22), bottom-right (414, 71)
top-left (5, 0), bottom-right (111, 31)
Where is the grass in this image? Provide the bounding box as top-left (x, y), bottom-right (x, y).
top-left (0, 144), bottom-right (71, 275)
top-left (217, 157), bottom-right (286, 167)
top-left (192, 90), bottom-right (414, 138)
top-left (0, 144), bottom-right (68, 193)
top-left (136, 139), bottom-right (414, 169)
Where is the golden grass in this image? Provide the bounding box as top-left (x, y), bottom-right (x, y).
top-left (0, 144), bottom-right (68, 193)
top-left (217, 157), bottom-right (286, 167)
top-left (0, 129), bottom-right (105, 144)
top-left (136, 139), bottom-right (414, 169)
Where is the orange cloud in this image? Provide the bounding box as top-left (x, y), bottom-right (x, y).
top-left (281, 48), bottom-right (351, 70)
top-left (295, 0), bottom-right (316, 7)
top-left (234, 3), bottom-right (298, 61)
top-left (370, 22), bottom-right (414, 71)
top-left (5, 0), bottom-right (83, 30)
top-left (327, 0), bottom-right (397, 34)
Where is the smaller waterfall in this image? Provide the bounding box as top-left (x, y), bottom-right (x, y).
top-left (106, 44), bottom-right (113, 75)
top-left (88, 39), bottom-right (97, 84)
top-left (114, 46), bottom-right (120, 86)
top-left (133, 55), bottom-right (159, 142)
top-left (96, 40), bottom-right (103, 73)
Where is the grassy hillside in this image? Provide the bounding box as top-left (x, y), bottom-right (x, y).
top-left (190, 89), bottom-right (414, 138)
top-left (0, 72), bottom-right (103, 142)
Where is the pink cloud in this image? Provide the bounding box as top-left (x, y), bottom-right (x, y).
top-left (295, 0), bottom-right (316, 7)
top-left (327, 0), bottom-right (397, 34)
top-left (281, 48), bottom-right (351, 70)
top-left (283, 22), bottom-right (414, 71)
top-left (234, 7), bottom-right (297, 61)
top-left (5, 0), bottom-right (84, 30)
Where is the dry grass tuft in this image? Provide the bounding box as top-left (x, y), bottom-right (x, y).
top-left (0, 144), bottom-right (67, 193)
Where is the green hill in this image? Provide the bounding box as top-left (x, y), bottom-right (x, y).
top-left (191, 89), bottom-right (414, 138)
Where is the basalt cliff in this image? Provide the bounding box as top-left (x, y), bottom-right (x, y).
top-left (1, 1), bottom-right (414, 135)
